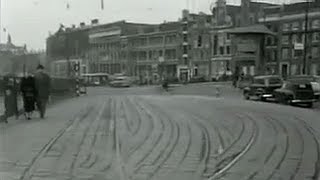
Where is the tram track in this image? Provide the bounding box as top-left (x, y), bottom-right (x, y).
top-left (19, 104), bottom-right (94, 180)
top-left (131, 101), bottom-right (170, 173)
top-left (294, 117), bottom-right (320, 180)
top-left (126, 98), bottom-right (156, 158)
top-left (208, 113), bottom-right (258, 180)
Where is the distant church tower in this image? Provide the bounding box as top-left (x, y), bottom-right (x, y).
top-left (7, 34), bottom-right (12, 44)
top-left (212, 0), bottom-right (232, 27)
top-left (215, 0), bottom-right (227, 26)
top-left (240, 0), bottom-right (250, 26)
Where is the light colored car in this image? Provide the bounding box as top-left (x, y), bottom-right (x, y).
top-left (109, 76), bottom-right (131, 87)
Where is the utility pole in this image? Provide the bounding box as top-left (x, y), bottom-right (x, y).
top-left (302, 0), bottom-right (310, 75)
top-left (23, 52), bottom-right (26, 77)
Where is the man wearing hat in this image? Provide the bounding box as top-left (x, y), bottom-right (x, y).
top-left (34, 64), bottom-right (51, 119)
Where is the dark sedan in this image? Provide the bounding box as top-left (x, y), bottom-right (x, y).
top-left (274, 79), bottom-right (317, 108)
top-left (243, 75), bottom-right (283, 101)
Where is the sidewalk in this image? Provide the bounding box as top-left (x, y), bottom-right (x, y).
top-left (0, 95), bottom-right (94, 180)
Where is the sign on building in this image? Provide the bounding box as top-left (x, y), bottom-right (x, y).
top-left (294, 43), bottom-right (304, 50)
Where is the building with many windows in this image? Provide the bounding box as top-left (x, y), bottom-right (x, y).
top-left (260, 1), bottom-right (320, 77)
top-left (210, 0), bottom-right (276, 79)
top-left (126, 22), bottom-right (181, 84)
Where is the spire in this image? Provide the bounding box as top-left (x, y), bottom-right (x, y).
top-left (7, 34), bottom-right (12, 44)
top-left (215, 0), bottom-right (227, 26)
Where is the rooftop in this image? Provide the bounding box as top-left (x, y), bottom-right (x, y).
top-left (227, 24), bottom-right (276, 35)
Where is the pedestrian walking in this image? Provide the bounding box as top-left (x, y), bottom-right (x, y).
top-left (1, 76), bottom-right (19, 123)
top-left (20, 75), bottom-right (37, 120)
top-left (34, 65), bottom-right (51, 119)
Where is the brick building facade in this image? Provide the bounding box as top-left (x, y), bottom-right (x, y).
top-left (260, 1), bottom-right (320, 78)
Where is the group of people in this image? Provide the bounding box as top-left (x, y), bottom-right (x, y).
top-left (1, 65), bottom-right (51, 123)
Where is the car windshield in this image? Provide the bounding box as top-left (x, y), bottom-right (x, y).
top-left (3, 1), bottom-right (320, 180)
top-left (269, 77), bottom-right (281, 84)
top-left (293, 83), bottom-right (312, 90)
top-left (253, 78), bottom-right (265, 85)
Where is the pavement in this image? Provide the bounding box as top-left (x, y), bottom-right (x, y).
top-left (1, 84), bottom-right (320, 180)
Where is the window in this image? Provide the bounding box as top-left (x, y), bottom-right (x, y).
top-left (312, 47), bottom-right (320, 57)
top-left (311, 64), bottom-right (318, 75)
top-left (292, 22), bottom-right (299, 30)
top-left (226, 33), bottom-right (230, 40)
top-left (282, 35), bottom-right (289, 44)
top-left (268, 50), bottom-right (277, 61)
top-left (312, 32), bottom-right (320, 42)
top-left (182, 24), bottom-right (188, 31)
top-left (312, 19), bottom-right (320, 29)
top-left (249, 66), bottom-right (255, 76)
top-left (273, 50), bottom-right (277, 61)
top-left (266, 37), bottom-right (273, 45)
top-left (219, 46), bottom-right (224, 55)
top-left (198, 35), bottom-right (202, 47)
top-left (226, 46), bottom-right (230, 54)
top-left (159, 50), bottom-right (163, 57)
top-left (282, 48), bottom-right (289, 59)
top-left (291, 64), bottom-right (298, 75)
top-left (293, 49), bottom-right (303, 57)
top-left (213, 35), bottom-right (218, 55)
top-left (183, 46), bottom-right (188, 54)
top-left (292, 34), bottom-right (299, 44)
top-left (183, 34), bottom-right (188, 42)
top-left (302, 21), bottom-right (306, 30)
top-left (282, 23), bottom-right (290, 31)
top-left (250, 17), bottom-right (254, 25)
top-left (200, 51), bottom-right (204, 59)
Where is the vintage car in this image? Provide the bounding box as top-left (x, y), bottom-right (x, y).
top-left (243, 75), bottom-right (283, 101)
top-left (109, 76), bottom-right (131, 87)
top-left (274, 79), bottom-right (317, 108)
top-left (287, 75), bottom-right (320, 100)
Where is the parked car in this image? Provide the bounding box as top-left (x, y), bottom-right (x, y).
top-left (243, 75), bottom-right (283, 101)
top-left (287, 75), bottom-right (320, 100)
top-left (274, 79), bottom-right (317, 108)
top-left (109, 76), bottom-right (131, 87)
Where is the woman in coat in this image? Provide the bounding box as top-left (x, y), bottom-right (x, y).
top-left (1, 76), bottom-right (19, 123)
top-left (20, 75), bottom-right (37, 120)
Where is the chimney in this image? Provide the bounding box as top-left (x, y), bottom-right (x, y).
top-left (72, 24), bottom-right (76, 28)
top-left (182, 9), bottom-right (190, 19)
top-left (80, 22), bottom-right (85, 28)
top-left (91, 19), bottom-right (99, 25)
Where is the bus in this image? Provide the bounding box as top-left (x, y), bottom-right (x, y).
top-left (81, 73), bottom-right (110, 86)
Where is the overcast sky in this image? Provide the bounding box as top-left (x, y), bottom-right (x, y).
top-left (1, 0), bottom-right (291, 50)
